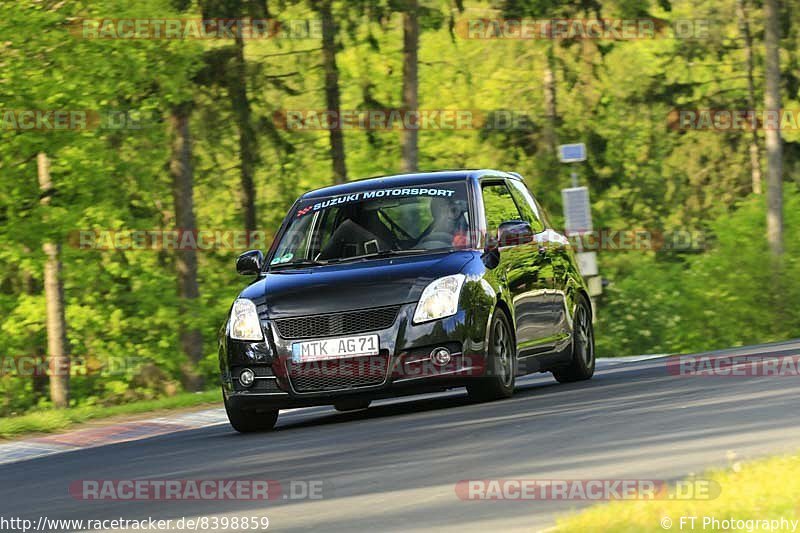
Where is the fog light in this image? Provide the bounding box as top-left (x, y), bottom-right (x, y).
top-left (430, 347), bottom-right (451, 366)
top-left (239, 368), bottom-right (255, 387)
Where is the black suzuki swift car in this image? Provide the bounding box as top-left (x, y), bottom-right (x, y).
top-left (219, 170), bottom-right (595, 432)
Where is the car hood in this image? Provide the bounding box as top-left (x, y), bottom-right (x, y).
top-left (239, 251), bottom-right (476, 318)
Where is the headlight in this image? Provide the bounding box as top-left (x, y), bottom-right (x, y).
top-left (229, 299), bottom-right (263, 341)
top-left (413, 274), bottom-right (465, 324)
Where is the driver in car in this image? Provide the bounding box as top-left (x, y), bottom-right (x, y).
top-left (418, 197), bottom-right (469, 249)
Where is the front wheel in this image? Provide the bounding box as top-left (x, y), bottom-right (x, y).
top-left (224, 393), bottom-right (279, 433)
top-left (553, 297), bottom-right (595, 383)
top-left (467, 310), bottom-right (516, 401)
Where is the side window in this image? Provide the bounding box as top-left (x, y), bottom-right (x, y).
top-left (507, 179), bottom-right (545, 233)
top-left (481, 182), bottom-right (523, 238)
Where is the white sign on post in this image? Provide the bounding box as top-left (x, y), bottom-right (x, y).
top-left (561, 186), bottom-right (593, 234)
top-left (576, 251), bottom-right (598, 277)
top-left (558, 142), bottom-right (599, 295)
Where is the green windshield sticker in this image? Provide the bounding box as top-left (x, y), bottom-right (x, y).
top-left (270, 253), bottom-right (294, 265)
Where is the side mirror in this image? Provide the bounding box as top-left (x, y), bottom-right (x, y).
top-left (497, 220), bottom-right (534, 247)
top-left (236, 250), bottom-right (264, 275)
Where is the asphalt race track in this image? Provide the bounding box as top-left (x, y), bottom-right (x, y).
top-left (2, 339), bottom-right (799, 532)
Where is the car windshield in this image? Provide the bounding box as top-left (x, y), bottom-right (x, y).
top-left (270, 182), bottom-right (471, 267)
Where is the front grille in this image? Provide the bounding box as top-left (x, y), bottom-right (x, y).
top-left (274, 306), bottom-right (401, 339)
top-left (287, 355), bottom-right (389, 392)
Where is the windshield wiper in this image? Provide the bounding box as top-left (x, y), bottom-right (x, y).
top-left (335, 249), bottom-right (441, 263)
top-left (368, 249), bottom-right (432, 257)
top-left (271, 249), bottom-right (447, 269)
top-left (268, 259), bottom-right (329, 270)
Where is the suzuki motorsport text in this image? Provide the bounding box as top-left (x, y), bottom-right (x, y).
top-left (220, 170), bottom-right (595, 432)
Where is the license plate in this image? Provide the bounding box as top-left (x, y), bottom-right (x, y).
top-left (291, 334), bottom-right (380, 363)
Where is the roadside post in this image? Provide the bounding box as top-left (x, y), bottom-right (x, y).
top-left (558, 143), bottom-right (602, 302)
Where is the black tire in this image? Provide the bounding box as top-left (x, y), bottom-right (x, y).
top-left (553, 297), bottom-right (595, 383)
top-left (333, 399), bottom-right (372, 412)
top-left (467, 309), bottom-right (516, 401)
top-left (224, 393), bottom-right (279, 433)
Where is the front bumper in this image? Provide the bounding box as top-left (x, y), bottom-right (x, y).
top-left (220, 302), bottom-right (492, 410)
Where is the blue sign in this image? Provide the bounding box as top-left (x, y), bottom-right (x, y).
top-left (558, 143), bottom-right (586, 163)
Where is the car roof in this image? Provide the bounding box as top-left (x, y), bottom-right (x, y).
top-left (301, 169), bottom-right (521, 199)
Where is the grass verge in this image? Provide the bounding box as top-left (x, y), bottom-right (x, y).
top-left (555, 452), bottom-right (800, 532)
top-left (0, 390), bottom-right (220, 440)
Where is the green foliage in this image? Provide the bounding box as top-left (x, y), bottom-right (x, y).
top-left (596, 184), bottom-right (800, 356)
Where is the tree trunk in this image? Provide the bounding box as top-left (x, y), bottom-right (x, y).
top-left (21, 256), bottom-right (48, 398)
top-left (543, 43), bottom-right (558, 154)
top-left (764, 0), bottom-right (783, 256)
top-left (401, 0), bottom-right (419, 173)
top-left (737, 0), bottom-right (762, 195)
top-left (37, 153), bottom-right (69, 408)
top-left (317, 0), bottom-right (347, 184)
top-left (169, 105), bottom-right (204, 391)
top-left (229, 32), bottom-right (258, 232)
